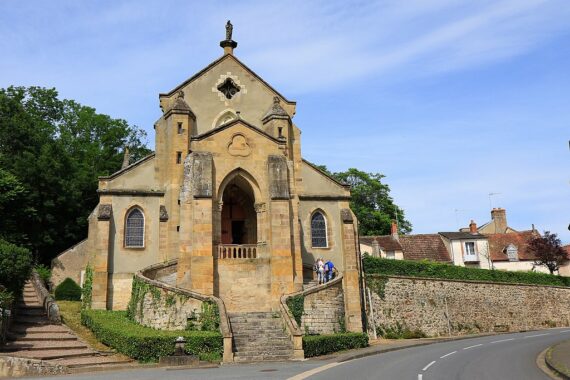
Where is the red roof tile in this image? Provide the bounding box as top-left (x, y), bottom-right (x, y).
top-left (359, 235), bottom-right (402, 251)
top-left (487, 230), bottom-right (538, 261)
top-left (399, 234), bottom-right (451, 262)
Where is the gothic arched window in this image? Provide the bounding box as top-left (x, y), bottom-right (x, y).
top-left (125, 208), bottom-right (145, 248)
top-left (311, 211), bottom-right (327, 248)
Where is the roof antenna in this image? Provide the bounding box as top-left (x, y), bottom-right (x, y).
top-left (488, 192), bottom-right (501, 210)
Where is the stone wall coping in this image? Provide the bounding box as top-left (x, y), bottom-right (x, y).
top-left (135, 262), bottom-right (232, 339)
top-left (366, 273), bottom-right (570, 290)
top-left (30, 270), bottom-right (61, 324)
top-left (0, 355), bottom-right (68, 377)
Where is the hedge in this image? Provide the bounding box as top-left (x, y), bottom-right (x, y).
top-left (81, 309), bottom-right (223, 362)
top-left (0, 239), bottom-right (33, 295)
top-left (363, 256), bottom-right (570, 287)
top-left (54, 278), bottom-right (82, 301)
top-left (303, 333), bottom-right (369, 357)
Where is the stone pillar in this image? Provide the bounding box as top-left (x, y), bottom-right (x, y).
top-left (340, 209), bottom-right (364, 332)
top-left (92, 204), bottom-right (112, 310)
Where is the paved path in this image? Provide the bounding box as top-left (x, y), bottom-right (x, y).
top-left (17, 328), bottom-right (570, 379)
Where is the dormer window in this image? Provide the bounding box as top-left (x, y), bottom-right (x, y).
top-left (505, 244), bottom-right (518, 261)
top-left (217, 78), bottom-right (240, 99)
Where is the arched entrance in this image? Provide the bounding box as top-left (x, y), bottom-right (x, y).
top-left (221, 177), bottom-right (257, 245)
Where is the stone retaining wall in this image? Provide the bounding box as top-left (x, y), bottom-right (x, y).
top-left (0, 356), bottom-right (66, 378)
top-left (368, 275), bottom-right (570, 337)
top-left (302, 280), bottom-right (345, 334)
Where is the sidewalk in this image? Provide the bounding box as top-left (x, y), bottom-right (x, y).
top-left (546, 339), bottom-right (570, 379)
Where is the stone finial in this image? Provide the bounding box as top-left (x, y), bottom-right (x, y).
top-left (341, 209), bottom-right (354, 224)
top-left (121, 147), bottom-right (130, 169)
top-left (159, 205), bottom-right (169, 222)
top-left (97, 204), bottom-right (112, 221)
top-left (177, 90), bottom-right (185, 99)
top-left (262, 96), bottom-right (289, 124)
top-left (220, 20), bottom-right (238, 54)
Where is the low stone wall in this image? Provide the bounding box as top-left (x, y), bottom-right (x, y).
top-left (51, 239), bottom-right (88, 288)
top-left (368, 275), bottom-right (570, 337)
top-left (302, 280), bottom-right (345, 334)
top-left (130, 276), bottom-right (207, 330)
top-left (0, 356), bottom-right (66, 378)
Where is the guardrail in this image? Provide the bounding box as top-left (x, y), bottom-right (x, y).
top-left (216, 244), bottom-right (257, 259)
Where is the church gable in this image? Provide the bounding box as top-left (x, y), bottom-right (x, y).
top-left (300, 160), bottom-right (350, 198)
top-left (159, 55), bottom-right (296, 136)
top-left (99, 154), bottom-right (158, 191)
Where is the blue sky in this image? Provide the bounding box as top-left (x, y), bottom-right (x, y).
top-left (1, 0), bottom-right (569, 242)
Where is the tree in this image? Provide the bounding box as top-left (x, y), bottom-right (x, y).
top-left (529, 231), bottom-right (568, 275)
top-left (313, 165), bottom-right (412, 235)
top-left (0, 86), bottom-right (152, 262)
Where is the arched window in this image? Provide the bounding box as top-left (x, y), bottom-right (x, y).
top-left (311, 211), bottom-right (327, 248)
top-left (125, 208), bottom-right (145, 248)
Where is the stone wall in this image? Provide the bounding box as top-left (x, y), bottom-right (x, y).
top-left (51, 239), bottom-right (88, 288)
top-left (301, 280), bottom-right (345, 334)
top-left (368, 275), bottom-right (570, 337)
top-left (131, 278), bottom-right (205, 330)
top-left (0, 356), bottom-right (66, 378)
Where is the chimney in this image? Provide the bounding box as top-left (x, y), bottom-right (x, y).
top-left (469, 220), bottom-right (477, 234)
top-left (391, 220), bottom-right (399, 240)
top-left (491, 208), bottom-right (507, 233)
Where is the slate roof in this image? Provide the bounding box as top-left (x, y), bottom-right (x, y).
top-left (487, 230), bottom-right (538, 261)
top-left (439, 232), bottom-right (487, 240)
top-left (399, 234), bottom-right (451, 262)
top-left (360, 236), bottom-right (402, 251)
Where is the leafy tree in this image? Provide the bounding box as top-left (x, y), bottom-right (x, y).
top-left (0, 86), bottom-right (151, 262)
top-left (0, 239), bottom-right (33, 295)
top-left (314, 165), bottom-right (412, 235)
top-left (529, 231), bottom-right (568, 275)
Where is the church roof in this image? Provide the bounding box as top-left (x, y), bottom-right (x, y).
top-left (159, 54), bottom-right (296, 106)
top-left (191, 117), bottom-right (284, 144)
top-left (98, 153), bottom-right (156, 180)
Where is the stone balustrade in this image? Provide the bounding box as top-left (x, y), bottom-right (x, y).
top-left (217, 244), bottom-right (257, 259)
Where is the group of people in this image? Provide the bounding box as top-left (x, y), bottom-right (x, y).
top-left (314, 257), bottom-right (336, 284)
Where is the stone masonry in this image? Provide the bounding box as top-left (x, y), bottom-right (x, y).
top-left (369, 275), bottom-right (570, 337)
top-left (302, 280), bottom-right (345, 335)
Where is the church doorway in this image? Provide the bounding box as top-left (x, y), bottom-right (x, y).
top-left (220, 177), bottom-right (257, 245)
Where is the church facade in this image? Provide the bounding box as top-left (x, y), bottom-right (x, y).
top-left (58, 25), bottom-right (363, 333)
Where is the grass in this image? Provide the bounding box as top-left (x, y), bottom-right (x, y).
top-left (57, 301), bottom-right (111, 352)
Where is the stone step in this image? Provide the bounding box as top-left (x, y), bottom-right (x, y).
top-left (0, 340), bottom-right (88, 352)
top-left (10, 333), bottom-right (77, 341)
top-left (233, 354), bottom-right (292, 362)
top-left (233, 336), bottom-right (291, 343)
top-left (18, 309), bottom-right (47, 317)
top-left (8, 348), bottom-right (96, 360)
top-left (15, 316), bottom-right (50, 326)
top-left (54, 355), bottom-right (133, 369)
top-left (17, 302), bottom-right (42, 308)
top-left (10, 324), bottom-right (70, 334)
top-left (232, 329), bottom-right (286, 335)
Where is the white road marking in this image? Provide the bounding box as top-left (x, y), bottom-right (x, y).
top-left (286, 362), bottom-right (341, 380)
top-left (440, 351), bottom-right (457, 358)
top-left (422, 360), bottom-right (436, 371)
top-left (524, 333), bottom-right (549, 338)
top-left (490, 338), bottom-right (515, 344)
top-left (418, 374), bottom-right (423, 380)
top-left (463, 344), bottom-right (483, 350)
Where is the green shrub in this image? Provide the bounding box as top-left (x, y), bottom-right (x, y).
top-left (35, 265), bottom-right (51, 286)
top-left (363, 256), bottom-right (570, 287)
top-left (0, 239), bottom-right (33, 295)
top-left (376, 322), bottom-right (426, 339)
top-left (81, 264), bottom-right (93, 310)
top-left (303, 333), bottom-right (368, 357)
top-left (81, 309), bottom-right (223, 362)
top-left (286, 295), bottom-right (304, 326)
top-left (0, 287), bottom-right (14, 310)
top-left (54, 278), bottom-right (82, 301)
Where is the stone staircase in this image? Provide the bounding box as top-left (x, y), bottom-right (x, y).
top-left (303, 278), bottom-right (319, 290)
top-left (1, 281), bottom-right (132, 371)
top-left (229, 312), bottom-right (294, 362)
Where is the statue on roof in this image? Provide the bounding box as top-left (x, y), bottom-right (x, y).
top-left (225, 20), bottom-right (233, 40)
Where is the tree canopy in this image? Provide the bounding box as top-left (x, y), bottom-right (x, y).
top-left (0, 86), bottom-right (151, 262)
top-left (529, 231), bottom-right (568, 275)
top-left (314, 165), bottom-right (412, 235)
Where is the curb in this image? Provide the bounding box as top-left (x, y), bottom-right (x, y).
top-left (545, 342), bottom-right (570, 380)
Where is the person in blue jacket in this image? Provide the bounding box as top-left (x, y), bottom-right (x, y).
top-left (324, 260), bottom-right (335, 282)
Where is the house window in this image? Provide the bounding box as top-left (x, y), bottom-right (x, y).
top-left (386, 251), bottom-right (395, 260)
top-left (311, 211), bottom-right (327, 248)
top-left (125, 208), bottom-right (144, 248)
top-left (176, 151), bottom-right (182, 164)
top-left (464, 241), bottom-right (477, 261)
top-left (177, 122), bottom-right (183, 134)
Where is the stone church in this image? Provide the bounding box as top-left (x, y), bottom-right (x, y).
top-left (54, 22), bottom-right (363, 334)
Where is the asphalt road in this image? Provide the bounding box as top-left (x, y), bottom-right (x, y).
top-left (309, 328), bottom-right (570, 380)
top-left (23, 328), bottom-right (570, 380)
